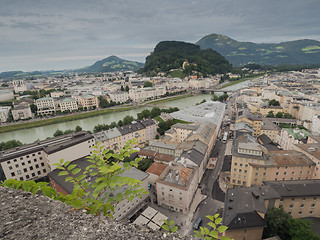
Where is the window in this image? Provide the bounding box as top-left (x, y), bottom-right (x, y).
top-left (289, 204), bottom-right (293, 209)
top-left (32, 173), bottom-right (35, 177)
top-left (20, 177), bottom-right (23, 181)
top-left (9, 166), bottom-right (12, 170)
top-left (234, 163), bottom-right (237, 166)
top-left (314, 197), bottom-right (317, 201)
top-left (7, 161), bottom-right (11, 164)
top-left (37, 171), bottom-right (41, 175)
top-left (255, 173), bottom-right (258, 176)
top-left (284, 172), bottom-right (287, 175)
top-left (26, 175), bottom-right (30, 179)
top-left (22, 162), bottom-right (25, 166)
top-left (309, 211), bottom-right (313, 215)
top-left (34, 159), bottom-right (37, 162)
top-left (14, 159), bottom-right (17, 162)
top-left (36, 164), bottom-right (39, 169)
top-left (23, 168), bottom-right (27, 172)
top-left (276, 172), bottom-right (279, 175)
top-left (311, 204), bottom-right (315, 208)
top-left (43, 169), bottom-right (47, 173)
top-left (298, 211), bottom-right (302, 215)
top-left (263, 172), bottom-right (266, 176)
top-left (26, 155), bottom-right (29, 158)
top-left (29, 166), bottom-right (33, 170)
top-left (300, 204), bottom-right (304, 208)
top-left (15, 164), bottom-right (19, 168)
top-left (28, 160), bottom-right (31, 164)
top-left (41, 162), bottom-right (45, 167)
top-left (17, 170), bottom-right (21, 175)
top-left (39, 157), bottom-right (43, 160)
top-left (291, 198), bottom-right (295, 201)
top-left (11, 172), bottom-right (15, 177)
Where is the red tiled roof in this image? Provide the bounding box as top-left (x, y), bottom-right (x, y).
top-left (154, 153), bottom-right (175, 162)
top-left (146, 162), bottom-right (168, 176)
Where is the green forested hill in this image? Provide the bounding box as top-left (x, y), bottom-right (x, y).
top-left (196, 34), bottom-right (320, 66)
top-left (139, 41), bottom-right (232, 76)
top-left (76, 55), bottom-right (144, 73)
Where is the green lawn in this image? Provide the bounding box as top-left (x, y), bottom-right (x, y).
top-left (154, 116), bottom-right (164, 122)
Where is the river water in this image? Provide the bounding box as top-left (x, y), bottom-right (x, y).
top-left (0, 79), bottom-right (252, 144)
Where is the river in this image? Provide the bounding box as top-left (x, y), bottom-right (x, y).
top-left (0, 79), bottom-right (253, 144)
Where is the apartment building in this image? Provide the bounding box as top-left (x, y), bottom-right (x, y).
top-left (156, 163), bottom-right (198, 214)
top-left (11, 105), bottom-right (33, 120)
top-left (277, 128), bottom-right (310, 150)
top-left (260, 106), bottom-right (285, 117)
top-left (108, 91), bottom-right (129, 103)
top-left (0, 106), bottom-right (10, 122)
top-left (93, 119), bottom-right (157, 152)
top-left (294, 143), bottom-right (320, 179)
top-left (79, 94), bottom-right (99, 109)
top-left (260, 118), bottom-right (281, 142)
top-left (49, 158), bottom-right (149, 221)
top-left (129, 87), bottom-right (166, 102)
top-left (36, 97), bottom-right (56, 115)
top-left (311, 115), bottom-right (320, 135)
top-left (0, 131), bottom-right (94, 181)
top-left (59, 97), bottom-right (78, 112)
top-left (223, 180), bottom-right (320, 240)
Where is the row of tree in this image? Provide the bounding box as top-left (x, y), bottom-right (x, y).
top-left (53, 125), bottom-right (83, 137)
top-left (92, 107), bottom-right (179, 133)
top-left (266, 111), bottom-right (295, 119)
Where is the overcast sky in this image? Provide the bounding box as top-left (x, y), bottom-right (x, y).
top-left (1, 0), bottom-right (320, 72)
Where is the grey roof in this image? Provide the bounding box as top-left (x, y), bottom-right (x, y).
top-left (140, 118), bottom-right (156, 127)
top-left (261, 119), bottom-right (281, 131)
top-left (264, 180), bottom-right (320, 198)
top-left (0, 131), bottom-right (93, 162)
top-left (170, 101), bottom-right (225, 125)
top-left (149, 141), bottom-right (179, 151)
top-left (117, 121), bottom-right (145, 135)
top-left (48, 157), bottom-right (149, 195)
top-left (223, 186), bottom-right (273, 230)
top-left (180, 148), bottom-right (205, 167)
top-left (12, 105), bottom-right (30, 111)
top-left (104, 128), bottom-right (122, 139)
top-left (172, 123), bottom-right (198, 131)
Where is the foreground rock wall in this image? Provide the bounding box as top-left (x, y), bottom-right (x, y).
top-left (0, 187), bottom-right (190, 240)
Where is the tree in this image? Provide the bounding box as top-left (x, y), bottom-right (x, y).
top-left (121, 85), bottom-right (125, 91)
top-left (53, 129), bottom-right (64, 137)
top-left (284, 113), bottom-right (294, 119)
top-left (275, 112), bottom-right (283, 118)
top-left (143, 81), bottom-right (153, 88)
top-left (0, 140), bottom-right (23, 151)
top-left (263, 208), bottom-right (320, 240)
top-left (125, 85), bottom-right (129, 92)
top-left (151, 107), bottom-right (161, 118)
top-left (211, 94), bottom-right (219, 101)
top-left (75, 126), bottom-right (82, 132)
top-left (266, 111), bottom-right (274, 118)
top-left (218, 93), bottom-right (229, 102)
top-left (269, 99), bottom-right (280, 106)
top-left (30, 104), bottom-right (37, 114)
top-left (117, 120), bottom-right (124, 127)
top-left (138, 158), bottom-right (154, 172)
top-left (110, 122), bottom-right (117, 128)
top-left (123, 115), bottom-right (134, 125)
top-left (98, 96), bottom-right (109, 108)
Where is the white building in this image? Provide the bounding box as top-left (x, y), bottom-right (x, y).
top-left (12, 80), bottom-right (27, 92)
top-left (36, 97), bottom-right (56, 115)
top-left (11, 106), bottom-right (33, 120)
top-left (129, 87), bottom-right (166, 102)
top-left (59, 98), bottom-right (78, 112)
top-left (108, 91), bottom-right (129, 103)
top-left (312, 115), bottom-right (320, 135)
top-left (0, 106), bottom-right (11, 122)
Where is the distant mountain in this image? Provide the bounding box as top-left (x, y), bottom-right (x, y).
top-left (75, 56), bottom-right (144, 73)
top-left (139, 41), bottom-right (232, 76)
top-left (196, 34), bottom-right (320, 66)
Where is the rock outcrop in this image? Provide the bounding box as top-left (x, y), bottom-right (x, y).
top-left (0, 186), bottom-right (190, 240)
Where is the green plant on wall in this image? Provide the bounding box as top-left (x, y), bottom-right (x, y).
top-left (1, 140), bottom-right (148, 218)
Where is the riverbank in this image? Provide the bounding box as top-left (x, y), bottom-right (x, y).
top-left (0, 106), bottom-right (135, 134)
top-left (0, 93), bottom-right (194, 134)
top-left (219, 73), bottom-right (264, 89)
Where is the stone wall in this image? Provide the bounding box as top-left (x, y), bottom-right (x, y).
top-left (0, 186), bottom-right (191, 240)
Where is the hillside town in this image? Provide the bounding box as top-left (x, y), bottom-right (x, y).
top-left (1, 69), bottom-right (320, 239)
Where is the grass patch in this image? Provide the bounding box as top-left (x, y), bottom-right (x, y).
top-left (148, 94), bottom-right (192, 104)
top-left (302, 45), bottom-right (320, 51)
top-left (0, 106), bottom-right (135, 133)
top-left (154, 116), bottom-right (164, 122)
top-left (169, 70), bottom-right (185, 78)
top-left (173, 119), bottom-right (191, 124)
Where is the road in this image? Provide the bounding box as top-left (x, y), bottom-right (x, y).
top-left (188, 92), bottom-right (238, 234)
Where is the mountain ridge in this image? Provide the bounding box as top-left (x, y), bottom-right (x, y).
top-left (196, 34), bottom-right (320, 66)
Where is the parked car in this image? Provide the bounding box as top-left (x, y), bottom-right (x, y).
top-left (193, 218), bottom-right (202, 230)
